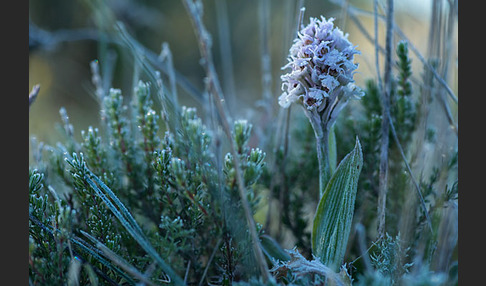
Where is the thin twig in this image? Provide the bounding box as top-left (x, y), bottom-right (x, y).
top-left (114, 22), bottom-right (182, 135)
top-left (181, 0), bottom-right (270, 281)
top-left (89, 60), bottom-right (104, 101)
top-left (339, 0), bottom-right (350, 31)
top-left (29, 84), bottom-right (40, 109)
top-left (184, 260), bottom-right (191, 285)
top-left (346, 8), bottom-right (385, 55)
top-left (373, 0), bottom-right (383, 92)
top-left (377, 0), bottom-right (393, 239)
top-left (258, 0), bottom-right (273, 117)
top-left (279, 107), bottom-right (292, 237)
top-left (436, 88), bottom-right (458, 135)
top-left (386, 110), bottom-right (434, 233)
top-left (266, 107), bottom-right (291, 235)
top-left (159, 42), bottom-right (179, 108)
top-left (198, 239), bottom-right (221, 286)
top-left (435, 0), bottom-right (458, 136)
top-left (352, 224), bottom-right (375, 272)
top-left (296, 3), bottom-right (306, 32)
top-left (89, 236), bottom-right (160, 286)
top-left (271, 1), bottom-right (305, 238)
top-left (215, 0), bottom-right (237, 113)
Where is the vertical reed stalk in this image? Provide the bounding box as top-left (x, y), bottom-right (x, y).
top-left (377, 0), bottom-right (394, 238)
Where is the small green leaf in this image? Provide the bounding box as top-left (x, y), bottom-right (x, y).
top-left (260, 234), bottom-right (291, 263)
top-left (312, 137), bottom-right (363, 271)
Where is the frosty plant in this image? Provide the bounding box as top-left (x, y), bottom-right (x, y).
top-left (280, 16), bottom-right (363, 197)
top-left (280, 16), bottom-right (364, 270)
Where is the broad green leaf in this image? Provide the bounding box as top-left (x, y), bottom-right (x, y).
top-left (312, 137), bottom-right (363, 271)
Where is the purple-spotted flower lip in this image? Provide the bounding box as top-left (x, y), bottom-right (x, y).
top-left (279, 16), bottom-right (363, 113)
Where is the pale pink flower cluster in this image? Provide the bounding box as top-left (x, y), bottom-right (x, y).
top-left (279, 16), bottom-right (363, 113)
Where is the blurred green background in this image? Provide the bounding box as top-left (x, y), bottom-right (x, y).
top-left (29, 0), bottom-right (457, 152)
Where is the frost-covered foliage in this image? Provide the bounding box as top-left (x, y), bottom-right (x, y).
top-left (29, 1), bottom-right (457, 285)
top-left (29, 85), bottom-right (269, 284)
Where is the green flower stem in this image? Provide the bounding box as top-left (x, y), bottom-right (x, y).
top-left (304, 108), bottom-right (332, 199)
top-left (328, 125), bottom-right (337, 175)
top-left (316, 129), bottom-right (331, 199)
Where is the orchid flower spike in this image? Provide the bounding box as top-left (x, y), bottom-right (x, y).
top-left (279, 16), bottom-right (363, 127)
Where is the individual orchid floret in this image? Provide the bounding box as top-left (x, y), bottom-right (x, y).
top-left (279, 16), bottom-right (363, 125)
